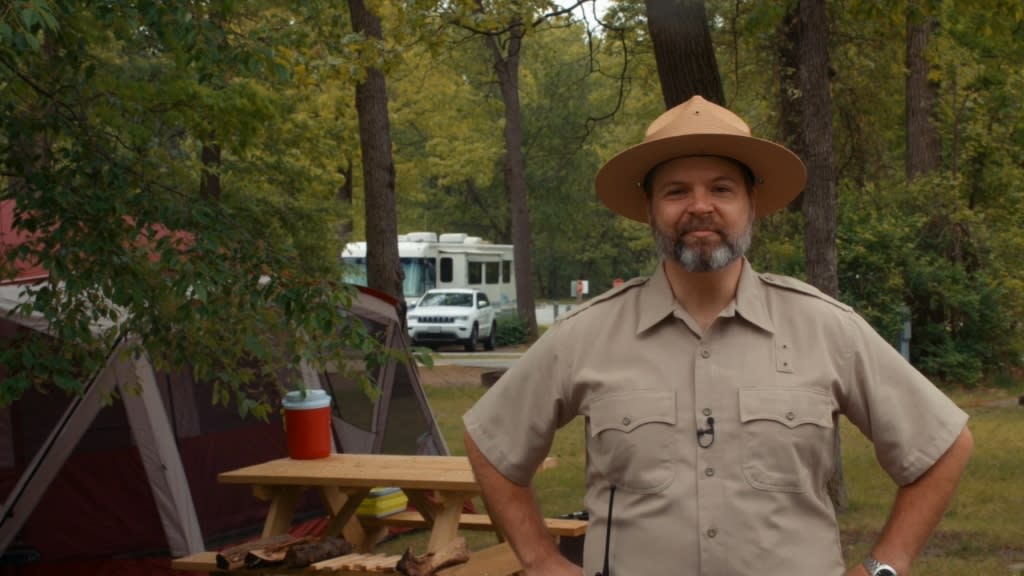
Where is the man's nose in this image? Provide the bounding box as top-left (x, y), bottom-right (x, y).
top-left (687, 188), bottom-right (715, 214)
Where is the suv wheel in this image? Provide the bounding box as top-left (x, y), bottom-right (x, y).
top-left (464, 324), bottom-right (478, 352)
top-left (484, 321), bottom-right (497, 351)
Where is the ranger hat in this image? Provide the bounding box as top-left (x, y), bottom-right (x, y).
top-left (595, 95), bottom-right (807, 222)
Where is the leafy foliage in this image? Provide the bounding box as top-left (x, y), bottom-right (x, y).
top-left (3, 0), bottom-right (1023, 409)
top-left (0, 1), bottom-right (390, 413)
top-left (495, 310), bottom-right (530, 346)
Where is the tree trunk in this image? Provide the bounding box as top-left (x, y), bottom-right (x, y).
top-left (200, 139), bottom-right (221, 199)
top-left (777, 6), bottom-right (804, 212)
top-left (796, 0), bottom-right (845, 512)
top-left (486, 23), bottom-right (539, 340)
top-left (349, 0), bottom-right (403, 304)
top-left (905, 4), bottom-right (940, 179)
top-left (643, 0), bottom-right (725, 107)
top-left (336, 156), bottom-right (355, 243)
top-left (797, 0), bottom-right (838, 297)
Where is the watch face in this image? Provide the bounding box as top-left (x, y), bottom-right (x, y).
top-left (876, 570), bottom-right (896, 576)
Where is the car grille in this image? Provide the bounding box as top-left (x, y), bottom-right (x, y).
top-left (417, 316), bottom-right (456, 324)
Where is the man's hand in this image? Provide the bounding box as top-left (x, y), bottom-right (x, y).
top-left (844, 565), bottom-right (869, 576)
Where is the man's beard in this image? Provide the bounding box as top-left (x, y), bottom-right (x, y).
top-left (652, 215), bottom-right (753, 273)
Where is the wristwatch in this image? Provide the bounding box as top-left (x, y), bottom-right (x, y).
top-left (863, 555), bottom-right (898, 576)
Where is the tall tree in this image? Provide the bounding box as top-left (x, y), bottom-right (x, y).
top-left (795, 0), bottom-right (843, 510)
top-left (905, 2), bottom-right (940, 179)
top-left (644, 0), bottom-right (724, 106)
top-left (485, 21), bottom-right (539, 338)
top-left (348, 0), bottom-right (404, 303)
top-left (796, 0), bottom-right (838, 297)
top-left (776, 5), bottom-right (804, 211)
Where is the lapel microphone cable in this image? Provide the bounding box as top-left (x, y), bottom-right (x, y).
top-left (595, 484), bottom-right (616, 576)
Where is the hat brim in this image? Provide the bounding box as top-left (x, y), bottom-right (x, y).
top-left (595, 133), bottom-right (808, 222)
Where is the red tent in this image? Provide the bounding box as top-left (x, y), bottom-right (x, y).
top-left (0, 200), bottom-right (447, 574)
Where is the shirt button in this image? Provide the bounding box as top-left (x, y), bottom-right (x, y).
top-left (702, 408), bottom-right (712, 417)
top-left (700, 349), bottom-right (711, 359)
top-left (706, 528), bottom-right (718, 538)
top-left (622, 416), bottom-right (632, 426)
top-left (785, 411), bottom-right (796, 421)
top-left (704, 467), bottom-right (715, 477)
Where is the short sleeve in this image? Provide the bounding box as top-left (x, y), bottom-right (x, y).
top-left (840, 312), bottom-right (968, 486)
top-left (463, 323), bottom-right (576, 485)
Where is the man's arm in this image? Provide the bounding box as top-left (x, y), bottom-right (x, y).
top-left (464, 431), bottom-right (582, 576)
top-left (847, 425), bottom-right (974, 575)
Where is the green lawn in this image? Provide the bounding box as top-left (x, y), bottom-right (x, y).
top-left (379, 383), bottom-right (1024, 574)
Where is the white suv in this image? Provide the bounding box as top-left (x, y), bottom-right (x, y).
top-left (407, 288), bottom-right (497, 351)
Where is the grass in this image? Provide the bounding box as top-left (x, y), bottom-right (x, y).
top-left (377, 382), bottom-right (1024, 574)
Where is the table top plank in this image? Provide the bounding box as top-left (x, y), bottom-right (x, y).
top-left (218, 454), bottom-right (556, 492)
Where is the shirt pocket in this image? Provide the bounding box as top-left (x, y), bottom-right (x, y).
top-left (738, 387), bottom-right (834, 493)
top-left (589, 390), bottom-right (677, 494)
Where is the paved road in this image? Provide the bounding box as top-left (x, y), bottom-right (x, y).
top-left (432, 351), bottom-right (521, 370)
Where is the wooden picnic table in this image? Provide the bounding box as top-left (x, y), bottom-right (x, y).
top-left (171, 454), bottom-right (569, 575)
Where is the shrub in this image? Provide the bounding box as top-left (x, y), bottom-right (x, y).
top-left (495, 312), bottom-right (530, 347)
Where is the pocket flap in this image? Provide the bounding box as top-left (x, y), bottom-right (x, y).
top-left (591, 391), bottom-right (676, 436)
top-left (739, 388), bottom-right (833, 429)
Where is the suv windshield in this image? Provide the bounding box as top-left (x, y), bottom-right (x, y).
top-left (419, 292), bottom-right (472, 307)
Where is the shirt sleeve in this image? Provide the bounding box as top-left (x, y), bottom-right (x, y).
top-left (839, 311), bottom-right (968, 486)
top-left (463, 322), bottom-right (576, 486)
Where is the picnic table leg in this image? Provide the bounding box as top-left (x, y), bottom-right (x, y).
top-left (319, 486), bottom-right (375, 550)
top-left (423, 491), bottom-right (473, 554)
top-left (252, 485), bottom-right (301, 538)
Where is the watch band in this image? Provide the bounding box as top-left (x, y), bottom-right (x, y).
top-left (863, 555), bottom-right (898, 576)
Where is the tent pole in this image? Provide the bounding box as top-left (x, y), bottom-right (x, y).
top-left (122, 351), bottom-right (204, 556)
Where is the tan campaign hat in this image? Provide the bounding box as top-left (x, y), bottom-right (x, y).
top-left (595, 95), bottom-right (807, 222)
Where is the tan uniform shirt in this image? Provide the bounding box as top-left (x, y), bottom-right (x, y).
top-left (464, 259), bottom-right (968, 576)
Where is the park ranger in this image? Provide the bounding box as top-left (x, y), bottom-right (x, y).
top-left (463, 96), bottom-right (973, 576)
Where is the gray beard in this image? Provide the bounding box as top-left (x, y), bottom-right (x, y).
top-left (652, 216), bottom-right (753, 273)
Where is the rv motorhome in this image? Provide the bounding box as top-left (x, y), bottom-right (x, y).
top-left (342, 232), bottom-right (516, 310)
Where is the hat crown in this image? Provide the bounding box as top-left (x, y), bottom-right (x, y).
top-left (644, 95), bottom-right (751, 142)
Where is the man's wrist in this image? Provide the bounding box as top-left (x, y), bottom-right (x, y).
top-left (862, 555), bottom-right (899, 576)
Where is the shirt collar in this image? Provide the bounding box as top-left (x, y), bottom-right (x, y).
top-left (636, 259), bottom-right (775, 335)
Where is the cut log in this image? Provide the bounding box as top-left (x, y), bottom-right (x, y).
top-left (246, 536), bottom-right (317, 568)
top-left (285, 537), bottom-right (354, 568)
top-left (396, 537), bottom-right (469, 576)
top-left (215, 534), bottom-right (298, 570)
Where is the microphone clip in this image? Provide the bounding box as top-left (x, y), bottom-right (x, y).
top-left (697, 416), bottom-right (715, 448)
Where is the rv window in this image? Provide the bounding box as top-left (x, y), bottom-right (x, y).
top-left (440, 257), bottom-right (453, 283)
top-left (468, 262), bottom-right (483, 285)
top-left (502, 260), bottom-right (512, 284)
top-left (485, 262), bottom-right (499, 285)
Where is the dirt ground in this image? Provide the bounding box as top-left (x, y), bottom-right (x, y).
top-left (416, 364), bottom-right (494, 387)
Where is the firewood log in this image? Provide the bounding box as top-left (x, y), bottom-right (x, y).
top-left (395, 537), bottom-right (469, 576)
top-left (215, 534), bottom-right (298, 570)
top-left (284, 537), bottom-right (354, 568)
top-left (245, 536), bottom-right (317, 568)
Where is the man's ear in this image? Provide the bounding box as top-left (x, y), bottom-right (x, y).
top-left (748, 186), bottom-right (758, 217)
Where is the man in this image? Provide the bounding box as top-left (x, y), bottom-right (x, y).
top-left (462, 96), bottom-right (973, 576)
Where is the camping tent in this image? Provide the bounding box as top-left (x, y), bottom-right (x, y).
top-left (0, 200), bottom-right (448, 573)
